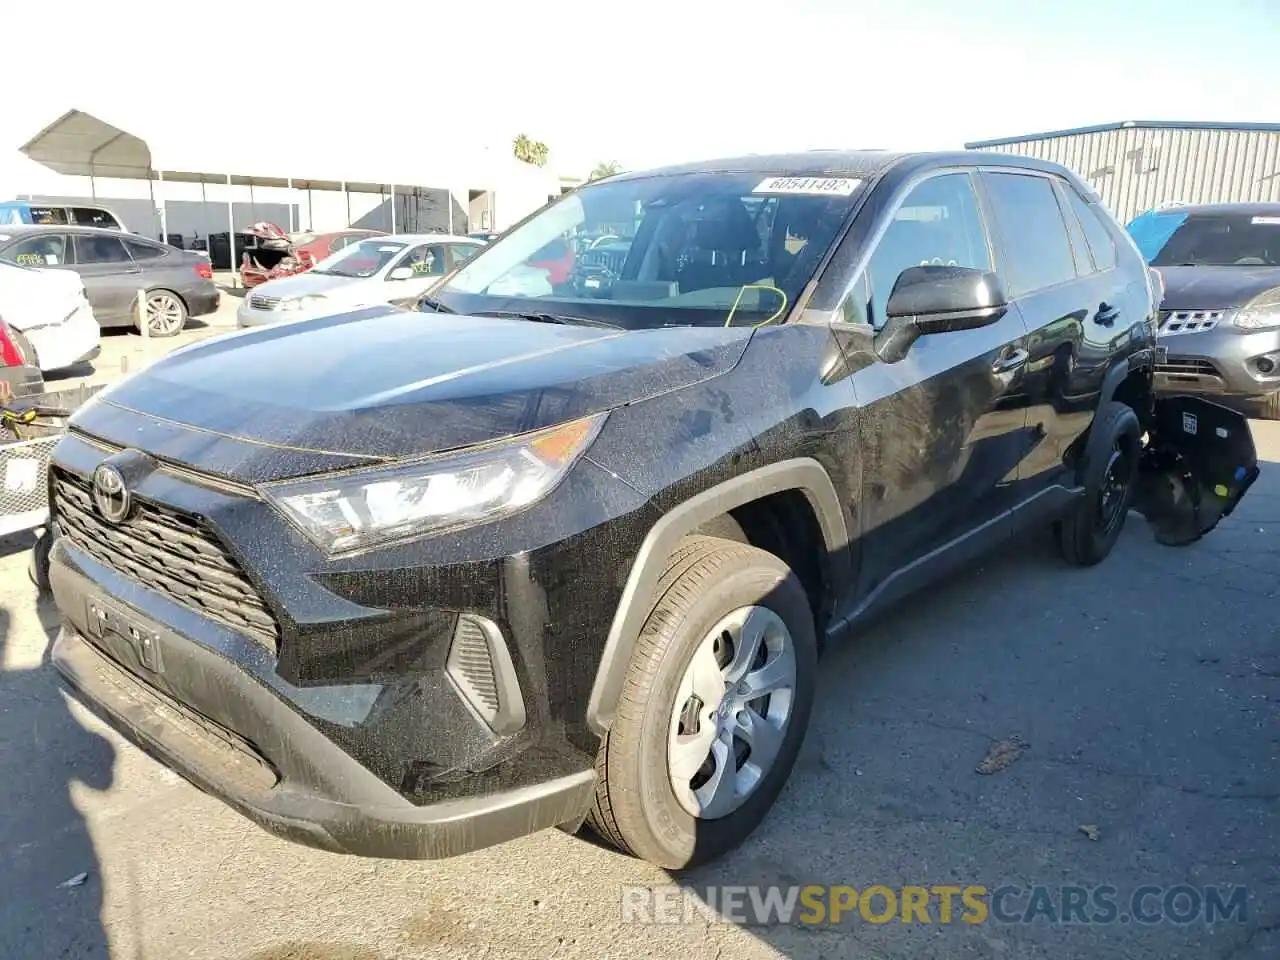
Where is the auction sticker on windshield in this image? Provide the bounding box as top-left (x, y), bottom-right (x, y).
top-left (1251, 216), bottom-right (1280, 225)
top-left (754, 177), bottom-right (861, 196)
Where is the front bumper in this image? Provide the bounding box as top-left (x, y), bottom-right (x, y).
top-left (50, 553), bottom-right (596, 858)
top-left (1154, 320), bottom-right (1280, 401)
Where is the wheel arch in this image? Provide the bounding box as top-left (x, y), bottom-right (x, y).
top-left (585, 457), bottom-right (852, 735)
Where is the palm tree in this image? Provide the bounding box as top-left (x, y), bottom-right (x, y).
top-left (589, 161), bottom-right (622, 181)
top-left (513, 133), bottom-right (551, 167)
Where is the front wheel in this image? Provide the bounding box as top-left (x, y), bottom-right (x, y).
top-left (1057, 401), bottom-right (1142, 566)
top-left (586, 535), bottom-right (817, 868)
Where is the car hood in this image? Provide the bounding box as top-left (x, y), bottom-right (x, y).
top-left (72, 306), bottom-right (752, 483)
top-left (251, 271), bottom-right (366, 300)
top-left (1156, 265), bottom-right (1280, 311)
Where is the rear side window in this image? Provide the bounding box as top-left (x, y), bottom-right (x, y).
top-left (28, 206), bottom-right (68, 225)
top-left (447, 243), bottom-right (482, 268)
top-left (983, 172), bottom-right (1077, 297)
top-left (2, 234), bottom-right (68, 266)
top-left (74, 233), bottom-right (132, 264)
top-left (71, 207), bottom-right (122, 230)
top-left (1063, 188), bottom-right (1116, 271)
top-left (125, 239), bottom-right (166, 261)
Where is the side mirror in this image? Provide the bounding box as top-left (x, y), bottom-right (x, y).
top-left (387, 266), bottom-right (415, 281)
top-left (877, 265), bottom-right (1008, 363)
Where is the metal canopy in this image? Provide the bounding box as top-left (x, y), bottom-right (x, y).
top-left (20, 109), bottom-right (152, 180)
top-left (18, 108), bottom-right (555, 195)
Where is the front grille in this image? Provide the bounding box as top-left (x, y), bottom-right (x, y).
top-left (579, 249), bottom-right (627, 273)
top-left (248, 294), bottom-right (280, 311)
top-left (0, 436), bottom-right (58, 534)
top-left (1158, 309), bottom-right (1225, 336)
top-left (52, 469), bottom-right (281, 653)
top-left (1155, 357), bottom-right (1225, 383)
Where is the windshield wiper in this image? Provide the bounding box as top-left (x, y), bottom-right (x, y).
top-left (417, 294), bottom-right (455, 314)
top-left (475, 310), bottom-right (622, 329)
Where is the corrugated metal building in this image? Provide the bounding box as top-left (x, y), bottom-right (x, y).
top-left (965, 121), bottom-right (1280, 225)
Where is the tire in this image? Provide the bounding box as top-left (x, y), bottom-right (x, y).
top-left (138, 290), bottom-right (187, 338)
top-left (586, 534), bottom-right (817, 869)
top-left (29, 527), bottom-right (52, 595)
top-left (1056, 401), bottom-right (1142, 566)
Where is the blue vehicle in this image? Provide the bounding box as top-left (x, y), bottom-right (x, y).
top-left (0, 201), bottom-right (125, 232)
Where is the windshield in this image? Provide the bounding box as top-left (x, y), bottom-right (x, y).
top-left (433, 172), bottom-right (863, 328)
top-left (311, 239), bottom-right (407, 278)
top-left (1143, 212), bottom-right (1280, 267)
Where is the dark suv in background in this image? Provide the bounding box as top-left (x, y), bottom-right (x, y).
top-left (46, 151), bottom-right (1257, 870)
top-left (1129, 202), bottom-right (1280, 417)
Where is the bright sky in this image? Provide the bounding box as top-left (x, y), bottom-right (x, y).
top-left (3, 0), bottom-right (1279, 187)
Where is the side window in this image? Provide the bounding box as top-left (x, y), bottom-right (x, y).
top-left (28, 206), bottom-right (69, 225)
top-left (71, 207), bottom-right (122, 230)
top-left (447, 243), bottom-right (481, 269)
top-left (1054, 181), bottom-right (1094, 276)
top-left (861, 172), bottom-right (992, 328)
top-left (74, 233), bottom-right (132, 265)
top-left (983, 172), bottom-right (1077, 296)
top-left (125, 239), bottom-right (166, 261)
top-left (1064, 187), bottom-right (1117, 271)
top-left (399, 244), bottom-right (447, 275)
top-left (2, 234), bottom-right (68, 266)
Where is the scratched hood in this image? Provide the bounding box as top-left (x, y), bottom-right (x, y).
top-left (1157, 265), bottom-right (1280, 311)
top-left (72, 305), bottom-right (751, 482)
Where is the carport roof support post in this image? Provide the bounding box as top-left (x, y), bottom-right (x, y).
top-left (227, 174), bottom-right (236, 285)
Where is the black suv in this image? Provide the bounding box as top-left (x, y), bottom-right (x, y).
top-left (45, 151), bottom-right (1258, 869)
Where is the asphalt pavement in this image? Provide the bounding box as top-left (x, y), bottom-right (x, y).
top-left (0, 320), bottom-right (1276, 959)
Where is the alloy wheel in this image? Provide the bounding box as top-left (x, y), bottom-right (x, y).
top-left (667, 605), bottom-right (797, 820)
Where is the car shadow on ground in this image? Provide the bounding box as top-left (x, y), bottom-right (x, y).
top-left (0, 582), bottom-right (115, 958)
top-left (660, 467), bottom-right (1280, 959)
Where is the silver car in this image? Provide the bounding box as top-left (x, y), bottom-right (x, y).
top-left (236, 233), bottom-right (484, 328)
top-left (0, 225), bottom-right (219, 337)
top-left (1139, 203), bottom-right (1280, 418)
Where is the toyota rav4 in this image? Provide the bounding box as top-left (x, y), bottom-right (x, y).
top-left (45, 151), bottom-right (1258, 869)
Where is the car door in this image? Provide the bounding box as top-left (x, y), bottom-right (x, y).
top-left (979, 170), bottom-right (1108, 498)
top-left (836, 170), bottom-right (1032, 596)
top-left (71, 232), bottom-right (142, 324)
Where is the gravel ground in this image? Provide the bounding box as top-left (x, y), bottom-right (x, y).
top-left (0, 323), bottom-right (1276, 959)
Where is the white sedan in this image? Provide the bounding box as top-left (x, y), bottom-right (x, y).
top-left (0, 260), bottom-right (100, 372)
top-left (236, 233), bottom-right (485, 327)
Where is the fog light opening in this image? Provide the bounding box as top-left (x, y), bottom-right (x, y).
top-left (445, 614), bottom-right (527, 736)
top-left (1256, 356), bottom-right (1276, 375)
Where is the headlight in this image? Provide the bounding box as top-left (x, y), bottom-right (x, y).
top-left (281, 294), bottom-right (328, 312)
top-left (1235, 287), bottom-right (1280, 329)
top-left (260, 413), bottom-right (607, 555)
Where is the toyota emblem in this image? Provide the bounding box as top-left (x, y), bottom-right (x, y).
top-left (92, 463), bottom-right (132, 524)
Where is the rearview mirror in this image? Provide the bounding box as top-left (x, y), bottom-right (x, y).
top-left (877, 265), bottom-right (1008, 363)
top-left (387, 266), bottom-right (415, 281)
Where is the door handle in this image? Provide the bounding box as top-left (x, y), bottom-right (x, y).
top-left (1096, 302), bottom-right (1120, 326)
top-left (992, 348), bottom-right (1029, 373)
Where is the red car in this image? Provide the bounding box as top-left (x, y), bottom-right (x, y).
top-left (240, 224), bottom-right (388, 288)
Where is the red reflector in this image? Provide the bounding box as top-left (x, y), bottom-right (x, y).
top-left (0, 319), bottom-right (26, 367)
top-left (195, 261), bottom-right (213, 280)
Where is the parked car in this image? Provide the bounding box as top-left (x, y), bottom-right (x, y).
top-left (0, 201), bottom-right (126, 232)
top-left (240, 225), bottom-right (389, 288)
top-left (1127, 202), bottom-right (1280, 418)
top-left (236, 233), bottom-right (484, 327)
top-left (0, 225), bottom-right (218, 337)
top-left (0, 261), bottom-right (100, 372)
top-left (0, 315), bottom-right (44, 400)
top-left (45, 151), bottom-right (1257, 871)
